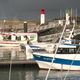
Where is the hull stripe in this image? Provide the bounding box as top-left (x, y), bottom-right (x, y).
top-left (33, 54), bottom-right (80, 66)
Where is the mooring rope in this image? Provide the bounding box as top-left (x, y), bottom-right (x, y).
top-left (45, 23), bottom-right (67, 80)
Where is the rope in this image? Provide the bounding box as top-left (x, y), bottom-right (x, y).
top-left (62, 20), bottom-right (77, 80)
top-left (8, 53), bottom-right (12, 80)
top-left (45, 24), bottom-right (67, 80)
top-left (63, 47), bottom-right (80, 80)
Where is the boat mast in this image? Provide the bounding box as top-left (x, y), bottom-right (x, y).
top-left (75, 8), bottom-right (77, 26)
top-left (68, 9), bottom-right (76, 40)
top-left (68, 20), bottom-right (75, 39)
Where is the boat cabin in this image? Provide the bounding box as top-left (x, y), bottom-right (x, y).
top-left (57, 44), bottom-right (79, 54)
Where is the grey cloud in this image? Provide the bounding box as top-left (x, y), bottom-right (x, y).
top-left (0, 0), bottom-right (80, 20)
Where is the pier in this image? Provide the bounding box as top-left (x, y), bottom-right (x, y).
top-left (0, 48), bottom-right (38, 67)
top-left (0, 59), bottom-right (38, 69)
top-left (0, 60), bottom-right (37, 65)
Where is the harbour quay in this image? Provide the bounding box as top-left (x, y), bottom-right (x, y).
top-left (0, 49), bottom-right (38, 68)
top-left (0, 59), bottom-right (37, 65)
top-left (0, 60), bottom-right (38, 68)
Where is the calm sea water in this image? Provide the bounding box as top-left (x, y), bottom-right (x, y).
top-left (0, 66), bottom-right (80, 80)
top-left (0, 47), bottom-right (80, 80)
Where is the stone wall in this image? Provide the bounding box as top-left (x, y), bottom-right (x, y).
top-left (0, 20), bottom-right (24, 32)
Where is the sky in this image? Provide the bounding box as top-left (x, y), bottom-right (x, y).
top-left (0, 0), bottom-right (80, 20)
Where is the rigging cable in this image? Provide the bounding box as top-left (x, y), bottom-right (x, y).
top-left (45, 23), bottom-right (67, 80)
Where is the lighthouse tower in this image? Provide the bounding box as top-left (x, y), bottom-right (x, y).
top-left (40, 8), bottom-right (45, 25)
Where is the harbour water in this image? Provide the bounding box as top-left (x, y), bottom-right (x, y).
top-left (0, 47), bottom-right (80, 80)
top-left (0, 66), bottom-right (80, 80)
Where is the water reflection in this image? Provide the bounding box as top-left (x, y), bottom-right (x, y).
top-left (0, 66), bottom-right (38, 80)
top-left (0, 68), bottom-right (80, 80)
top-left (36, 70), bottom-right (80, 80)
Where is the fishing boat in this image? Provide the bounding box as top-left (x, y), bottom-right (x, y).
top-left (0, 32), bottom-right (37, 47)
top-left (26, 18), bottom-right (80, 70)
top-left (26, 42), bottom-right (80, 70)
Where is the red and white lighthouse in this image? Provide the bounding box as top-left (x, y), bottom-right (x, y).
top-left (40, 8), bottom-right (45, 24)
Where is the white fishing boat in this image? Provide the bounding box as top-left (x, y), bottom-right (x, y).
top-left (26, 43), bottom-right (80, 70)
top-left (0, 32), bottom-right (37, 47)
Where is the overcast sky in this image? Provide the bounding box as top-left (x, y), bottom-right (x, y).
top-left (0, 0), bottom-right (80, 20)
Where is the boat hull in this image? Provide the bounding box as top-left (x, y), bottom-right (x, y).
top-left (0, 41), bottom-right (27, 47)
top-left (33, 53), bottom-right (80, 70)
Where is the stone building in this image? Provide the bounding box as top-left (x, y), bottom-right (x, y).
top-left (0, 19), bottom-right (24, 32)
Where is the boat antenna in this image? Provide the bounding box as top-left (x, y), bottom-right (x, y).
top-left (75, 8), bottom-right (77, 26)
top-left (71, 8), bottom-right (72, 23)
top-left (45, 20), bottom-right (67, 80)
